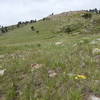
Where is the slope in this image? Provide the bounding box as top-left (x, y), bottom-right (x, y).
top-left (0, 11), bottom-right (100, 100)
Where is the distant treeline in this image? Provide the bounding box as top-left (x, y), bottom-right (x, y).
top-left (87, 8), bottom-right (100, 14)
top-left (0, 13), bottom-right (55, 34)
top-left (0, 19), bottom-right (37, 34)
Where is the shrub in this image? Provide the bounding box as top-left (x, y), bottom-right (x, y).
top-left (24, 21), bottom-right (29, 25)
top-left (42, 17), bottom-right (50, 21)
top-left (61, 22), bottom-right (84, 34)
top-left (30, 20), bottom-right (37, 23)
top-left (5, 27), bottom-right (8, 32)
top-left (89, 8), bottom-right (100, 14)
top-left (81, 13), bottom-right (92, 19)
top-left (37, 43), bottom-right (41, 47)
top-left (36, 30), bottom-right (39, 33)
top-left (1, 26), bottom-right (8, 33)
top-left (64, 27), bottom-right (72, 34)
top-left (31, 26), bottom-right (35, 31)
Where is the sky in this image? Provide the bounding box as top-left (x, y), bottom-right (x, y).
top-left (0, 0), bottom-right (100, 26)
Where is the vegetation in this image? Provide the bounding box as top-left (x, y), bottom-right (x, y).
top-left (0, 9), bottom-right (100, 100)
top-left (31, 26), bottom-right (35, 31)
top-left (81, 13), bottom-right (92, 19)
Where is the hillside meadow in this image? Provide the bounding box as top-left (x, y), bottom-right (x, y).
top-left (0, 11), bottom-right (100, 100)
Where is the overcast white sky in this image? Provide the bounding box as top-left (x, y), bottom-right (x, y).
top-left (0, 0), bottom-right (100, 26)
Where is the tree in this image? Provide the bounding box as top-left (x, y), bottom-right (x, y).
top-left (30, 19), bottom-right (37, 23)
top-left (5, 27), bottom-right (8, 32)
top-left (51, 13), bottom-right (54, 15)
top-left (17, 21), bottom-right (22, 28)
top-left (1, 26), bottom-right (5, 33)
top-left (94, 8), bottom-right (98, 13)
top-left (97, 9), bottom-right (100, 14)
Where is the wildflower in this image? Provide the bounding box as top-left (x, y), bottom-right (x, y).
top-left (75, 76), bottom-right (78, 80)
top-left (92, 48), bottom-right (100, 54)
top-left (75, 75), bottom-right (87, 80)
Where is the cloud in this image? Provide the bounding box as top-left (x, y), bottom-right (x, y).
top-left (0, 0), bottom-right (100, 26)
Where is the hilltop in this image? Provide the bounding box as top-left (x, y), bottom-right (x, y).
top-left (0, 10), bottom-right (100, 100)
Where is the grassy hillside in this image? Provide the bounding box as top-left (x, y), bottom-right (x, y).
top-left (0, 11), bottom-right (100, 100)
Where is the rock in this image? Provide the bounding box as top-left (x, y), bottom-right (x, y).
top-left (48, 70), bottom-right (57, 78)
top-left (94, 80), bottom-right (100, 84)
top-left (96, 38), bottom-right (100, 41)
top-left (87, 95), bottom-right (100, 100)
top-left (55, 42), bottom-right (63, 45)
top-left (0, 55), bottom-right (5, 59)
top-left (0, 69), bottom-right (6, 76)
top-left (31, 64), bottom-right (43, 71)
top-left (83, 88), bottom-right (100, 100)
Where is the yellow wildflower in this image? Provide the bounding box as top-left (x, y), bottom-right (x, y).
top-left (75, 75), bottom-right (87, 79)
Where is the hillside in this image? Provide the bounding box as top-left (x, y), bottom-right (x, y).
top-left (0, 11), bottom-right (100, 100)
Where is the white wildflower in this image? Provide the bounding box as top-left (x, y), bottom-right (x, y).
top-left (92, 48), bottom-right (100, 54)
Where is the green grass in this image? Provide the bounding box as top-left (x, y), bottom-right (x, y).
top-left (0, 11), bottom-right (100, 100)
